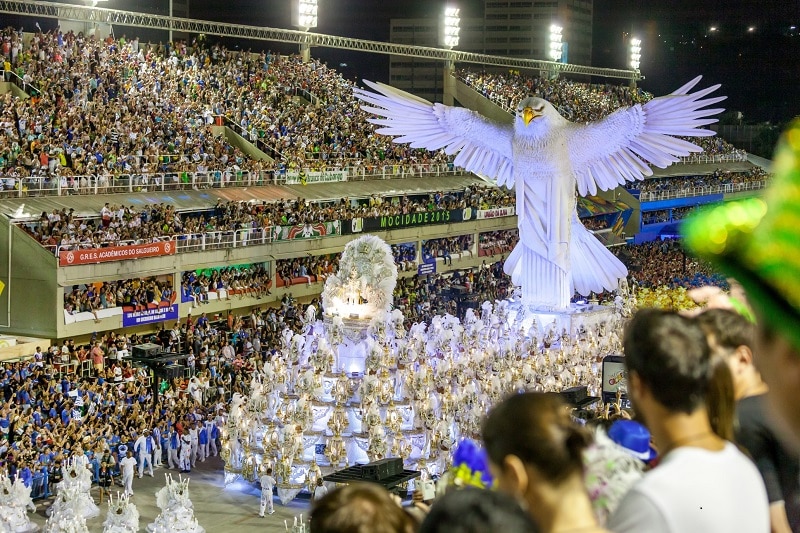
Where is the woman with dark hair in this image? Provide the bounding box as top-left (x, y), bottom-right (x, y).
top-left (482, 392), bottom-right (608, 533)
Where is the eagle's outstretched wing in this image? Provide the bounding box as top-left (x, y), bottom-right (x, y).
top-left (354, 81), bottom-right (516, 187)
top-left (567, 76), bottom-right (726, 196)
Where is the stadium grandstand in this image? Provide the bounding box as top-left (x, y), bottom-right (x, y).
top-left (0, 23), bottom-right (770, 346)
top-left (0, 6), bottom-right (775, 524)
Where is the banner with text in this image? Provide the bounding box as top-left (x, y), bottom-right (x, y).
top-left (59, 241), bottom-right (175, 266)
top-left (272, 221), bottom-right (341, 241)
top-left (122, 304), bottom-right (179, 327)
top-left (475, 206), bottom-right (516, 220)
top-left (285, 170), bottom-right (347, 185)
top-left (350, 209), bottom-right (469, 233)
top-left (417, 261), bottom-right (437, 276)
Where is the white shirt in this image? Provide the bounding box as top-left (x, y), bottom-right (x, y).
top-left (120, 456), bottom-right (137, 477)
top-left (608, 443), bottom-right (769, 533)
top-left (260, 474), bottom-right (276, 492)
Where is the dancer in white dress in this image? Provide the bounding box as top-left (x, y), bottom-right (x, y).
top-left (0, 472), bottom-right (39, 533)
top-left (147, 474), bottom-right (205, 533)
top-left (102, 492), bottom-right (139, 533)
top-left (47, 457), bottom-right (100, 520)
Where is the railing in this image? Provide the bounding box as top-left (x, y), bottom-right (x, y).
top-left (675, 152), bottom-right (749, 164)
top-left (5, 69), bottom-right (38, 97)
top-left (219, 115), bottom-right (286, 161)
top-left (639, 180), bottom-right (769, 202)
top-left (0, 163), bottom-right (465, 199)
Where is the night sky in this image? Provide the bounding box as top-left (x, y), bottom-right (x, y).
top-left (16, 0), bottom-right (800, 121)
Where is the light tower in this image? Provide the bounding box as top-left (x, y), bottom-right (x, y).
top-left (292, 0), bottom-right (318, 62)
top-left (629, 37), bottom-right (642, 88)
top-left (440, 5), bottom-right (460, 106)
top-left (548, 24), bottom-right (563, 78)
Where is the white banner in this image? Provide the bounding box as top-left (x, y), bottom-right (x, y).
top-left (285, 170), bottom-right (347, 185)
top-left (475, 206), bottom-right (516, 220)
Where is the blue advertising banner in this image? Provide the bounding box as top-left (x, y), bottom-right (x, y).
top-left (123, 305), bottom-right (179, 327)
top-left (418, 261), bottom-right (437, 276)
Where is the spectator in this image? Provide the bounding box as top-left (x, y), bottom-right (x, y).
top-left (697, 309), bottom-right (800, 533)
top-left (608, 309), bottom-right (769, 533)
top-left (482, 392), bottom-right (605, 533)
top-left (420, 487), bottom-right (539, 533)
top-left (310, 483), bottom-right (418, 533)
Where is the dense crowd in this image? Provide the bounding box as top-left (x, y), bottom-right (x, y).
top-left (478, 229), bottom-right (519, 257)
top-left (635, 168), bottom-right (770, 196)
top-left (615, 240), bottom-right (726, 290)
top-left (63, 276), bottom-right (174, 319)
top-left (641, 205), bottom-right (701, 225)
top-left (421, 235), bottom-right (474, 265)
top-left (0, 27), bottom-right (456, 194)
top-left (275, 255), bottom-right (338, 287)
top-left (20, 185), bottom-right (515, 254)
top-left (0, 28), bottom-right (264, 191)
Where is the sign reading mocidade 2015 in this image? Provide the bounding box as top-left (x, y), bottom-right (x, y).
top-left (351, 209), bottom-right (470, 233)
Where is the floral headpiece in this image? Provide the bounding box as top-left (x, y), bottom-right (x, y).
top-left (449, 439), bottom-right (493, 489)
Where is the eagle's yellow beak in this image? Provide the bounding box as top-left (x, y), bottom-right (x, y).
top-left (523, 107), bottom-right (540, 126)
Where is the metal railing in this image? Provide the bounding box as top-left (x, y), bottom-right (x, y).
top-left (675, 152), bottom-right (749, 164)
top-left (1, 163), bottom-right (464, 198)
top-left (639, 180), bottom-right (769, 202)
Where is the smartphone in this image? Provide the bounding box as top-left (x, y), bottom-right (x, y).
top-left (420, 479), bottom-right (436, 501)
top-left (601, 355), bottom-right (631, 408)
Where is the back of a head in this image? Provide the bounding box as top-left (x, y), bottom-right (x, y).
top-left (696, 308), bottom-right (754, 353)
top-left (419, 487), bottom-right (539, 533)
top-left (482, 392), bottom-right (591, 485)
top-left (623, 309), bottom-right (710, 414)
top-left (310, 483), bottom-right (416, 533)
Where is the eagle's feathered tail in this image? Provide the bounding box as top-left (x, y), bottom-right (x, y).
top-left (569, 215), bottom-right (627, 296)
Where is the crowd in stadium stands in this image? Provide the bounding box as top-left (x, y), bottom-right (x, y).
top-left (63, 277), bottom-right (174, 319)
top-left (457, 69), bottom-right (745, 159)
top-left (614, 240), bottom-right (727, 290)
top-left (422, 235), bottom-right (474, 266)
top-left (394, 260), bottom-right (512, 323)
top-left (275, 254), bottom-right (338, 287)
top-left (0, 27), bottom-right (456, 195)
top-left (635, 168), bottom-right (770, 195)
top-left (641, 205), bottom-right (704, 225)
top-left (391, 244), bottom-right (418, 272)
top-left (180, 265), bottom-right (272, 306)
top-left (0, 28), bottom-right (265, 191)
top-left (581, 217), bottom-right (611, 231)
top-left (0, 330), bottom-right (244, 497)
top-left (20, 186), bottom-right (515, 254)
top-left (478, 229), bottom-right (519, 257)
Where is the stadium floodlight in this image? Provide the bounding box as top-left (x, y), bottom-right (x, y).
top-left (441, 6), bottom-right (460, 49)
top-left (549, 24), bottom-right (563, 62)
top-left (292, 0), bottom-right (318, 31)
top-left (629, 37), bottom-right (642, 70)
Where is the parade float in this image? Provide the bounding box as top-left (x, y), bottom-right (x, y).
top-left (221, 235), bottom-right (633, 503)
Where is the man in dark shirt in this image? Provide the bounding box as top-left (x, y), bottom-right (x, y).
top-left (699, 309), bottom-right (800, 533)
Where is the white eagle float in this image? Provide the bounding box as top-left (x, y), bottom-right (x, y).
top-left (354, 77), bottom-right (724, 309)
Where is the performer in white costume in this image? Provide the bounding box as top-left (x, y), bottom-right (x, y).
top-left (119, 447), bottom-right (137, 497)
top-left (134, 430), bottom-right (154, 478)
top-left (258, 467), bottom-right (277, 517)
top-left (0, 472), bottom-right (39, 533)
top-left (179, 432), bottom-right (193, 473)
top-left (47, 457), bottom-right (100, 521)
top-left (354, 78), bottom-right (724, 309)
top-left (147, 474), bottom-right (205, 533)
top-left (167, 427), bottom-right (180, 469)
top-left (102, 492), bottom-right (139, 533)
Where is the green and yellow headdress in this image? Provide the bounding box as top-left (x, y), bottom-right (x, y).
top-left (683, 120), bottom-right (800, 349)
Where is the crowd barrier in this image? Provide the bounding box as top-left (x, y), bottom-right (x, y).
top-left (639, 180), bottom-right (769, 202)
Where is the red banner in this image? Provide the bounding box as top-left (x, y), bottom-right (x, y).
top-left (59, 241), bottom-right (176, 266)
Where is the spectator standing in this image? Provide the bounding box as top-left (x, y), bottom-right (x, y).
top-left (698, 309), bottom-right (800, 533)
top-left (608, 309), bottom-right (769, 533)
top-left (91, 341), bottom-right (104, 375)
